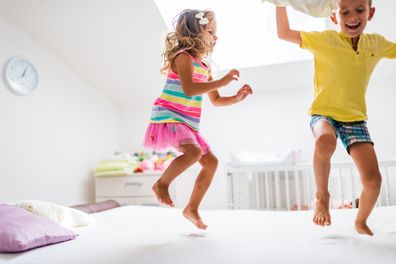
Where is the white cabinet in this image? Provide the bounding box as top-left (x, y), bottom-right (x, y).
top-left (95, 173), bottom-right (176, 206)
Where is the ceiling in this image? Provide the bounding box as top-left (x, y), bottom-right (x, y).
top-left (0, 0), bottom-right (318, 106)
top-left (0, 0), bottom-right (167, 106)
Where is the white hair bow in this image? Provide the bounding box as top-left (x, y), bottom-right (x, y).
top-left (195, 12), bottom-right (209, 25)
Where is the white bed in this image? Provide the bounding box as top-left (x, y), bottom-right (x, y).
top-left (1, 205), bottom-right (396, 264)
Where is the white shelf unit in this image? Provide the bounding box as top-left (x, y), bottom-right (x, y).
top-left (95, 172), bottom-right (176, 206)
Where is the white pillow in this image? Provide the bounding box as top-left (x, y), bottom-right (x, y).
top-left (16, 200), bottom-right (96, 228)
top-left (262, 0), bottom-right (337, 17)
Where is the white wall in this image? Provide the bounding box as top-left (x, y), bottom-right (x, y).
top-left (120, 1), bottom-right (396, 209)
top-left (0, 16), bottom-right (120, 205)
top-left (1, 1), bottom-right (393, 209)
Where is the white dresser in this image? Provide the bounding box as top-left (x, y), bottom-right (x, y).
top-left (95, 173), bottom-right (176, 206)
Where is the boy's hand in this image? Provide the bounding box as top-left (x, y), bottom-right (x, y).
top-left (235, 84), bottom-right (253, 101)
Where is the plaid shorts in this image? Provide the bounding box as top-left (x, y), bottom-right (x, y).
top-left (310, 115), bottom-right (373, 153)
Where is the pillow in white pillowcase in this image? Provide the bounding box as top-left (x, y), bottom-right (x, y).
top-left (16, 200), bottom-right (96, 228)
top-left (262, 0), bottom-right (337, 17)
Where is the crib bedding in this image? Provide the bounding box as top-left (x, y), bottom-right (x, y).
top-left (1, 205), bottom-right (395, 264)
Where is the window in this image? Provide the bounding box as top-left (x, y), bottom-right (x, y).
top-left (154, 0), bottom-right (325, 70)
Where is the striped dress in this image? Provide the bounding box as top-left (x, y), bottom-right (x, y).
top-left (149, 52), bottom-right (210, 131)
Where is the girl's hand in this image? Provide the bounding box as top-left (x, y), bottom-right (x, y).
top-left (221, 69), bottom-right (240, 86)
top-left (235, 84), bottom-right (253, 102)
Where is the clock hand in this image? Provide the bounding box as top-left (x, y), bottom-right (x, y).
top-left (21, 67), bottom-right (27, 77)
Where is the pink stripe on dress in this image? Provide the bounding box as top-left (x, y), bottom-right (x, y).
top-left (154, 99), bottom-right (202, 117)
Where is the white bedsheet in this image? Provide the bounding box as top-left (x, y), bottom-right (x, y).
top-left (1, 205), bottom-right (396, 264)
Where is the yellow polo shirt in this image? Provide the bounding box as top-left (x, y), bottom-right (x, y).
top-left (300, 30), bottom-right (396, 121)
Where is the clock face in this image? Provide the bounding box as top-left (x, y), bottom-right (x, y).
top-left (3, 57), bottom-right (39, 95)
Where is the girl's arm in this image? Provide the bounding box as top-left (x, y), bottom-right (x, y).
top-left (175, 53), bottom-right (239, 96)
top-left (276, 7), bottom-right (302, 45)
top-left (207, 78), bottom-right (253, 107)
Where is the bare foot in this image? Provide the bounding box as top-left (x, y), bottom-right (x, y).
top-left (152, 181), bottom-right (174, 207)
top-left (313, 198), bottom-right (331, 227)
top-left (183, 208), bottom-right (207, 229)
top-left (355, 220), bottom-right (374, 236)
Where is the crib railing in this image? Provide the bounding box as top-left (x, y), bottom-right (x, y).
top-left (227, 160), bottom-right (395, 211)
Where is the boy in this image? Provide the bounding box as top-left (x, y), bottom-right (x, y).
top-left (275, 0), bottom-right (396, 235)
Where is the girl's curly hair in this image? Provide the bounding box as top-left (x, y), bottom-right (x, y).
top-left (161, 9), bottom-right (215, 74)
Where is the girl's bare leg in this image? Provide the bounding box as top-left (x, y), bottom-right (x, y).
top-left (349, 143), bottom-right (382, 236)
top-left (183, 151), bottom-right (218, 229)
top-left (152, 144), bottom-right (202, 207)
top-left (312, 121), bottom-right (337, 227)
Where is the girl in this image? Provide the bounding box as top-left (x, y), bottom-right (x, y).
top-left (144, 9), bottom-right (253, 229)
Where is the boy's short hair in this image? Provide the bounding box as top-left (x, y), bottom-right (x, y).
top-left (339, 0), bottom-right (372, 7)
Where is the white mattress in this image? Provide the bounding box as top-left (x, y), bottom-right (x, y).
top-left (1, 205), bottom-right (396, 264)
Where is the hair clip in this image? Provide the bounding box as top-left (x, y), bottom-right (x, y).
top-left (195, 12), bottom-right (209, 25)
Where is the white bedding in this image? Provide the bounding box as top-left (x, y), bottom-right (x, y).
top-left (1, 205), bottom-right (396, 264)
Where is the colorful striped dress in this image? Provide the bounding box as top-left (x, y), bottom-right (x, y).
top-left (149, 52), bottom-right (210, 131)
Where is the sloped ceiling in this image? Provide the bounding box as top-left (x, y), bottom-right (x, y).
top-left (0, 0), bottom-right (167, 106)
top-left (0, 0), bottom-right (317, 106)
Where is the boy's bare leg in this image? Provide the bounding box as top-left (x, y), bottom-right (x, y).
top-left (153, 144), bottom-right (202, 207)
top-left (183, 151), bottom-right (218, 229)
top-left (349, 143), bottom-right (382, 236)
top-left (312, 121), bottom-right (337, 226)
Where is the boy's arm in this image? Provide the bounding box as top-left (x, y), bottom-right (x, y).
top-left (375, 36), bottom-right (396, 59)
top-left (383, 39), bottom-right (396, 59)
top-left (276, 6), bottom-right (302, 45)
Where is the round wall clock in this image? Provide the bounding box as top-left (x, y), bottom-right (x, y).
top-left (3, 56), bottom-right (39, 96)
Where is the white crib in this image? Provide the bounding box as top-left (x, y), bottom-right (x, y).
top-left (227, 160), bottom-right (396, 211)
